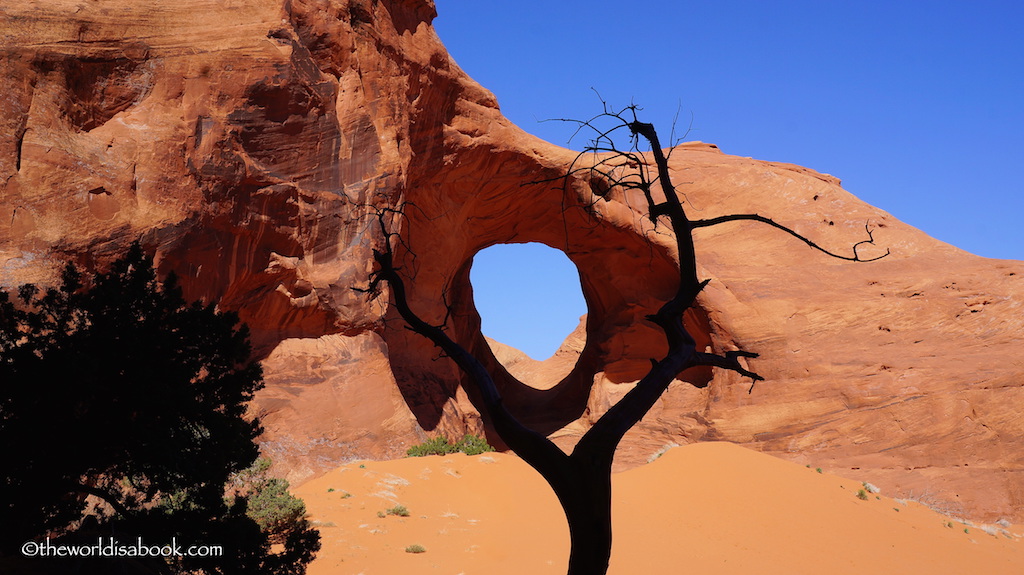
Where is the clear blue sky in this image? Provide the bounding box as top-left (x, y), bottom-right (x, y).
top-left (435, 1), bottom-right (1024, 359)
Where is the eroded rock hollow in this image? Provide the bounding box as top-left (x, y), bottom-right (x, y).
top-left (2, 0), bottom-right (1022, 522)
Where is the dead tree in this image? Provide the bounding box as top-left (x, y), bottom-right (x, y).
top-left (362, 104), bottom-right (886, 575)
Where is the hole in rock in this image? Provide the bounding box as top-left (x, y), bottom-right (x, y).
top-left (470, 243), bottom-right (587, 383)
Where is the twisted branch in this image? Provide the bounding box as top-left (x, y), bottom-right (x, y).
top-left (358, 209), bottom-right (572, 486)
top-left (692, 215), bottom-right (889, 262)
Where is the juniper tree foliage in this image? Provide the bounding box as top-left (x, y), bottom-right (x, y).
top-left (0, 242), bottom-right (319, 574)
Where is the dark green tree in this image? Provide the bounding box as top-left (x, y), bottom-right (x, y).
top-left (0, 242), bottom-right (319, 574)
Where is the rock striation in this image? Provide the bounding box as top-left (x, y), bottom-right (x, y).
top-left (1, 0), bottom-right (1021, 521)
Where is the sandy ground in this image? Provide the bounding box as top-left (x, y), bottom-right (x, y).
top-left (293, 442), bottom-right (1023, 574)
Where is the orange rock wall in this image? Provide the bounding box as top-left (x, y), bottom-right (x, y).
top-left (2, 0), bottom-right (1021, 522)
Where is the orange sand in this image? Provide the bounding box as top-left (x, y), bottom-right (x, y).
top-left (293, 442), bottom-right (1023, 574)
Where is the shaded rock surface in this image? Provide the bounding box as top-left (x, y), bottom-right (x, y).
top-left (1, 0), bottom-right (1021, 522)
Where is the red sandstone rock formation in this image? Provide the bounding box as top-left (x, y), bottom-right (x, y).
top-left (2, 0), bottom-right (1021, 522)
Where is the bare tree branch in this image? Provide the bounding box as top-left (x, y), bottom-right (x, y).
top-left (693, 215), bottom-right (890, 262)
top-left (574, 114), bottom-right (766, 459)
top-left (360, 209), bottom-right (572, 486)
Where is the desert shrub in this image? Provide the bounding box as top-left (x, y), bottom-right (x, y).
top-left (405, 544), bottom-right (426, 554)
top-left (856, 489), bottom-right (869, 501)
top-left (406, 434), bottom-right (495, 457)
top-left (406, 436), bottom-right (458, 457)
top-left (230, 458), bottom-right (311, 543)
top-left (386, 504), bottom-right (410, 517)
top-left (455, 434), bottom-right (496, 456)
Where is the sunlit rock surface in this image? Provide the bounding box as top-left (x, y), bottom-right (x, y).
top-left (1, 0), bottom-right (1021, 522)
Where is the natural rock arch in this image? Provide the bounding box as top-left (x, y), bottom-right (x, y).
top-left (381, 151), bottom-right (724, 446)
top-left (1, 0), bottom-right (1021, 523)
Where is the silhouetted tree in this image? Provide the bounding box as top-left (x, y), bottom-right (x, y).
top-left (363, 105), bottom-right (886, 575)
top-left (0, 242), bottom-right (319, 574)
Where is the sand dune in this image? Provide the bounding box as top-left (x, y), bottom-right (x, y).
top-left (293, 442), bottom-right (1023, 574)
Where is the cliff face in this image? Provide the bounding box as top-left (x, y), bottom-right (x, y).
top-left (2, 0), bottom-right (1022, 522)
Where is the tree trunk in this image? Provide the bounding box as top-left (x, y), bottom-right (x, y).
top-left (546, 457), bottom-right (614, 575)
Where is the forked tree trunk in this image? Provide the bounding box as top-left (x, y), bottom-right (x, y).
top-left (365, 109), bottom-right (881, 575)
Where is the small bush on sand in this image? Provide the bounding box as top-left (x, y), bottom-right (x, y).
top-left (456, 434), bottom-right (496, 456)
top-left (406, 434), bottom-right (495, 457)
top-left (386, 504), bottom-right (410, 517)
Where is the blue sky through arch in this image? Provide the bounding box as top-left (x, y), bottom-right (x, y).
top-left (470, 243), bottom-right (587, 361)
